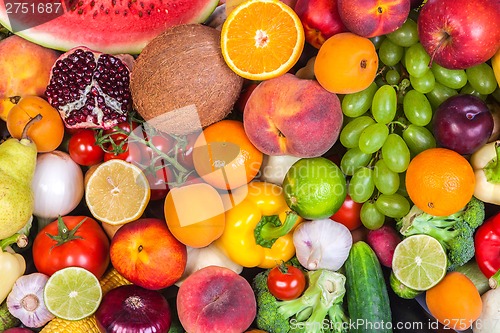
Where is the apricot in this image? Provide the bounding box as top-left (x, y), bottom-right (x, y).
top-left (0, 35), bottom-right (59, 120)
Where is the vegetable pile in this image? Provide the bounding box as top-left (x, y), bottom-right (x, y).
top-left (0, 0), bottom-right (499, 332)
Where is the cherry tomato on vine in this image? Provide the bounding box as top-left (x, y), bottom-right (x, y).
top-left (142, 133), bottom-right (176, 165)
top-left (330, 194), bottom-right (363, 231)
top-left (175, 132), bottom-right (199, 170)
top-left (104, 141), bottom-right (145, 164)
top-left (68, 129), bottom-right (105, 166)
top-left (32, 216), bottom-right (110, 279)
top-left (146, 161), bottom-right (175, 201)
top-left (103, 121), bottom-right (140, 144)
top-left (267, 264), bottom-right (306, 301)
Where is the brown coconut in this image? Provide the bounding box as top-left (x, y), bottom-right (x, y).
top-left (130, 24), bottom-right (244, 135)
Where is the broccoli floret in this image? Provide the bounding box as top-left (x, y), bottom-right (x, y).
top-left (446, 221), bottom-right (475, 271)
top-left (396, 197), bottom-right (485, 271)
top-left (252, 268), bottom-right (348, 333)
top-left (461, 196), bottom-right (485, 229)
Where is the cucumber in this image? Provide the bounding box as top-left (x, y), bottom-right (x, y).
top-left (0, 300), bottom-right (19, 331)
top-left (345, 241), bottom-right (392, 333)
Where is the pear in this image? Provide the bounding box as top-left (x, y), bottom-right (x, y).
top-left (0, 137), bottom-right (37, 239)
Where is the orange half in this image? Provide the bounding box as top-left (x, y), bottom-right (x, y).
top-left (221, 0), bottom-right (305, 80)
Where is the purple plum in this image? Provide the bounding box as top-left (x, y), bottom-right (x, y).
top-left (432, 94), bottom-right (493, 155)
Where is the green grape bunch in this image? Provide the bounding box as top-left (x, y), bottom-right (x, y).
top-left (336, 15), bottom-right (499, 230)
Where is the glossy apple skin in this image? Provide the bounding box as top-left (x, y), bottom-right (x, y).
top-left (432, 94), bottom-right (494, 155)
top-left (294, 0), bottom-right (348, 49)
top-left (110, 218), bottom-right (187, 290)
top-left (417, 0), bottom-right (500, 70)
top-left (337, 0), bottom-right (410, 38)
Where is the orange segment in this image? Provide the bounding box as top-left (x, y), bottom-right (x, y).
top-left (85, 159), bottom-right (150, 225)
top-left (221, 0), bottom-right (305, 80)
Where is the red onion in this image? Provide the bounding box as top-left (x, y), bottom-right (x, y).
top-left (95, 285), bottom-right (171, 333)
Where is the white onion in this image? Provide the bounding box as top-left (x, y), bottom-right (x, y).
top-left (32, 150), bottom-right (84, 228)
top-left (293, 219), bottom-right (353, 271)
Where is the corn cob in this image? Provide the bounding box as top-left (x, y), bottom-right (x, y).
top-left (40, 267), bottom-right (131, 333)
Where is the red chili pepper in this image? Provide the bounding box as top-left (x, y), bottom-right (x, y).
top-left (474, 212), bottom-right (500, 282)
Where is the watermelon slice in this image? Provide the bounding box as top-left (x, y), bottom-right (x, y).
top-left (0, 0), bottom-right (220, 54)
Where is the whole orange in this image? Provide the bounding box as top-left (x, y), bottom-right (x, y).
top-left (405, 148), bottom-right (475, 216)
top-left (164, 182), bottom-right (225, 248)
top-left (314, 32), bottom-right (378, 94)
top-left (7, 96), bottom-right (65, 152)
top-left (193, 119), bottom-right (263, 190)
top-left (426, 272), bottom-right (482, 330)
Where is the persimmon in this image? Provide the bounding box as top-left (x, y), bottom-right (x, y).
top-left (426, 272), bottom-right (482, 330)
top-left (314, 32), bottom-right (378, 94)
top-left (7, 96), bottom-right (65, 152)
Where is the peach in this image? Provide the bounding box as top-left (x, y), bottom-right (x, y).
top-left (337, 0), bottom-right (410, 38)
top-left (0, 35), bottom-right (59, 120)
top-left (110, 218), bottom-right (187, 290)
top-left (243, 73), bottom-right (343, 158)
top-left (177, 266), bottom-right (256, 333)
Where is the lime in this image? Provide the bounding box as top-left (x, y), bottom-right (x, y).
top-left (390, 271), bottom-right (421, 299)
top-left (282, 157), bottom-right (347, 219)
top-left (392, 234), bottom-right (447, 291)
top-left (44, 266), bottom-right (102, 320)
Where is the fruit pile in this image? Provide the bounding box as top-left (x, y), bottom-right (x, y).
top-left (0, 0), bottom-right (499, 332)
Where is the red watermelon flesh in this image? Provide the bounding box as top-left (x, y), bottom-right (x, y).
top-left (0, 0), bottom-right (220, 54)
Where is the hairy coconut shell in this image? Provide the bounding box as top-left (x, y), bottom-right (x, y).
top-left (131, 24), bottom-right (244, 135)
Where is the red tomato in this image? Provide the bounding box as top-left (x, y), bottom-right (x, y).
top-left (104, 141), bottom-right (144, 164)
top-left (175, 132), bottom-right (199, 170)
top-left (32, 216), bottom-right (110, 279)
top-left (141, 133), bottom-right (176, 166)
top-left (267, 265), bottom-right (306, 300)
top-left (331, 194), bottom-right (363, 231)
top-left (103, 121), bottom-right (140, 144)
top-left (146, 160), bottom-right (174, 201)
top-left (68, 129), bottom-right (105, 166)
top-left (150, 134), bottom-right (175, 155)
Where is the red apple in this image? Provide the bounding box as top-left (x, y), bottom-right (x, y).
top-left (417, 0), bottom-right (500, 70)
top-left (294, 0), bottom-right (348, 49)
top-left (337, 0), bottom-right (410, 38)
top-left (110, 218), bottom-right (187, 290)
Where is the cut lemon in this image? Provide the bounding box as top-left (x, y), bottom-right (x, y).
top-left (392, 234), bottom-right (447, 291)
top-left (85, 159), bottom-right (150, 225)
top-left (44, 267), bottom-right (102, 321)
top-left (221, 0), bottom-right (305, 80)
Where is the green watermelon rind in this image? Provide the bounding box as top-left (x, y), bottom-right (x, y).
top-left (0, 0), bottom-right (220, 54)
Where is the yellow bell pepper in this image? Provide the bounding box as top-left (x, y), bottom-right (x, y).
top-left (215, 181), bottom-right (302, 269)
top-left (0, 233), bottom-right (27, 304)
